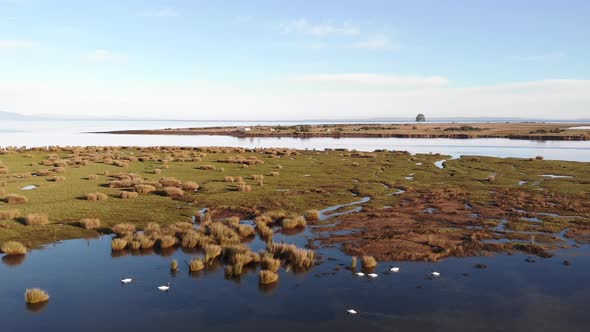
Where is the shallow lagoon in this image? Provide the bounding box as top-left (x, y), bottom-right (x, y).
top-left (1, 120), bottom-right (590, 162)
top-left (2, 228), bottom-right (589, 332)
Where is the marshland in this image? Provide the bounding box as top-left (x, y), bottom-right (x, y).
top-left (1, 144), bottom-right (589, 331)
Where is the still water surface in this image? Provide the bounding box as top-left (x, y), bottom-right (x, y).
top-left (1, 120), bottom-right (590, 161)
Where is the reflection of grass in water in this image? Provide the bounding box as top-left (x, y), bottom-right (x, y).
top-left (26, 301), bottom-right (49, 313)
top-left (2, 254), bottom-right (26, 267)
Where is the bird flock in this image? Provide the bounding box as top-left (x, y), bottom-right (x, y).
top-left (347, 266), bottom-right (441, 315)
top-left (120, 265), bottom-right (443, 317)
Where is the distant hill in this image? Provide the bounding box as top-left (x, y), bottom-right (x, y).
top-left (0, 111), bottom-right (28, 120)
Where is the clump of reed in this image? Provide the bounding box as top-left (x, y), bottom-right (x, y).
top-left (163, 186), bottom-right (184, 198)
top-left (170, 259), bottom-right (179, 271)
top-left (87, 174), bottom-right (98, 180)
top-left (0, 209), bottom-right (21, 220)
top-left (269, 171), bottom-right (280, 177)
top-left (535, 155), bottom-right (544, 160)
top-left (189, 258), bottom-right (205, 272)
top-left (259, 270), bottom-right (279, 285)
top-left (224, 262), bottom-right (244, 278)
top-left (281, 215), bottom-right (306, 229)
top-left (304, 209), bottom-right (320, 221)
top-left (204, 244), bottom-right (222, 263)
top-left (120, 191), bottom-right (139, 199)
top-left (159, 177), bottom-right (182, 187)
top-left (182, 181), bottom-right (199, 192)
top-left (159, 235), bottom-right (178, 249)
top-left (261, 255), bottom-right (281, 272)
top-left (352, 162), bottom-right (360, 167)
top-left (24, 288), bottom-right (50, 304)
top-left (237, 182), bottom-right (252, 192)
top-left (235, 224), bottom-right (255, 238)
top-left (134, 184), bottom-right (156, 194)
top-left (193, 210), bottom-right (211, 223)
top-left (200, 165), bottom-right (216, 171)
top-left (351, 256), bottom-right (357, 270)
top-left (252, 174), bottom-right (264, 181)
top-left (24, 213), bottom-right (49, 226)
top-left (50, 176), bottom-right (66, 182)
top-left (79, 218), bottom-right (101, 230)
top-left (224, 176), bottom-right (235, 183)
top-left (361, 255), bottom-right (377, 269)
top-left (225, 216), bottom-right (240, 227)
top-left (1, 241), bottom-right (27, 255)
top-left (268, 243), bottom-right (315, 269)
top-left (112, 223), bottom-right (136, 236)
top-left (144, 222), bottom-right (161, 236)
top-left (235, 176), bottom-right (244, 183)
top-left (3, 194), bottom-right (28, 204)
top-left (85, 192), bottom-right (108, 201)
top-left (0, 166), bottom-right (8, 174)
top-left (111, 238), bottom-right (128, 250)
top-left (153, 168), bottom-right (162, 174)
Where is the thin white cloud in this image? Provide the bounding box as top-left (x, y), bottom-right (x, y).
top-left (0, 39), bottom-right (36, 49)
top-left (140, 7), bottom-right (179, 17)
top-left (279, 19), bottom-right (360, 36)
top-left (294, 73), bottom-right (449, 87)
top-left (352, 35), bottom-right (396, 50)
top-left (510, 52), bottom-right (566, 63)
top-left (85, 49), bottom-right (117, 62)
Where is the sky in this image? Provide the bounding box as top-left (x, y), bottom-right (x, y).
top-left (0, 0), bottom-right (589, 120)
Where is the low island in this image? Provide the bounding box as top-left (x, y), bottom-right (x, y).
top-left (99, 122), bottom-right (590, 141)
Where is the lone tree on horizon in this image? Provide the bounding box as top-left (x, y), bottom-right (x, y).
top-left (416, 114), bottom-right (426, 122)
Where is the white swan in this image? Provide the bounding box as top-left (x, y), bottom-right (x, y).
top-left (346, 309), bottom-right (358, 315)
top-left (390, 267), bottom-right (400, 272)
top-left (431, 272), bottom-right (440, 277)
top-left (121, 278), bottom-right (133, 284)
top-left (355, 272), bottom-right (365, 276)
top-left (367, 273), bottom-right (378, 278)
top-left (157, 282), bottom-right (170, 291)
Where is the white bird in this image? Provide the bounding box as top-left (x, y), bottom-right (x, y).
top-left (431, 272), bottom-right (440, 277)
top-left (390, 267), bottom-right (400, 272)
top-left (157, 282), bottom-right (170, 291)
top-left (367, 273), bottom-right (378, 278)
top-left (355, 272), bottom-right (365, 276)
top-left (121, 278), bottom-right (133, 284)
top-left (346, 309), bottom-right (358, 315)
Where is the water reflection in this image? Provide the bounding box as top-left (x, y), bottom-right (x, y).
top-left (25, 301), bottom-right (49, 313)
top-left (2, 254), bottom-right (26, 267)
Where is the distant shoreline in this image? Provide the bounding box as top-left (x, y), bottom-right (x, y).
top-left (97, 122), bottom-right (590, 141)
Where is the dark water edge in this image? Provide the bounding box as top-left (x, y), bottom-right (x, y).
top-left (1, 230), bottom-right (589, 332)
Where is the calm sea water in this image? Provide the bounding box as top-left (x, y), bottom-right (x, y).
top-left (1, 120), bottom-right (589, 162)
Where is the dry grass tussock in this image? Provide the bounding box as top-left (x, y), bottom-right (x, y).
top-left (361, 255), bottom-right (377, 269)
top-left (259, 270), bottom-right (279, 284)
top-left (189, 258), bottom-right (205, 271)
top-left (304, 209), bottom-right (320, 221)
top-left (112, 223), bottom-right (136, 235)
top-left (237, 182), bottom-right (252, 192)
top-left (1, 241), bottom-right (27, 255)
top-left (170, 259), bottom-right (179, 271)
top-left (281, 215), bottom-right (306, 229)
top-left (25, 288), bottom-right (50, 304)
top-left (268, 243), bottom-right (315, 269)
top-left (111, 238), bottom-right (127, 250)
top-left (159, 177), bottom-right (182, 187)
top-left (182, 181), bottom-right (199, 191)
top-left (163, 186), bottom-right (184, 198)
top-left (0, 209), bottom-right (21, 220)
top-left (134, 184), bottom-right (156, 194)
top-left (120, 191), bottom-right (139, 199)
top-left (50, 176), bottom-right (66, 182)
top-left (3, 194), bottom-right (28, 204)
top-left (24, 213), bottom-right (49, 226)
top-left (85, 192), bottom-right (108, 201)
top-left (78, 218), bottom-right (101, 230)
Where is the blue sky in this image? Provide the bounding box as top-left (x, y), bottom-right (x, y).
top-left (1, 0), bottom-right (589, 120)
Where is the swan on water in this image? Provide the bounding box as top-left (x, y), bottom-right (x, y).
top-left (355, 272), bottom-right (365, 276)
top-left (121, 278), bottom-right (133, 284)
top-left (346, 309), bottom-right (358, 315)
top-left (431, 272), bottom-right (440, 277)
top-left (367, 273), bottom-right (378, 278)
top-left (157, 282), bottom-right (170, 291)
top-left (390, 267), bottom-right (400, 272)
